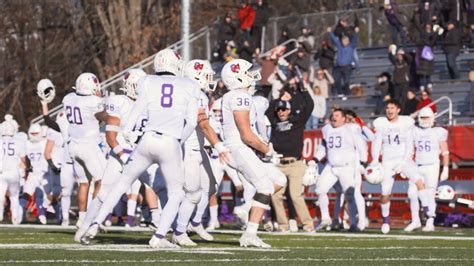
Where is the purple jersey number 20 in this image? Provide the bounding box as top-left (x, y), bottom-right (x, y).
top-left (65, 106), bottom-right (83, 125)
top-left (160, 83), bottom-right (174, 108)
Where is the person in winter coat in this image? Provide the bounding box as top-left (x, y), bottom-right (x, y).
top-left (384, 2), bottom-right (408, 50)
top-left (442, 21), bottom-right (463, 79)
top-left (388, 44), bottom-right (412, 104)
top-left (237, 1), bottom-right (256, 37)
top-left (314, 40), bottom-right (335, 73)
top-left (252, 0), bottom-right (269, 50)
top-left (402, 89), bottom-right (419, 115)
top-left (217, 14), bottom-right (237, 58)
top-left (416, 89), bottom-right (437, 113)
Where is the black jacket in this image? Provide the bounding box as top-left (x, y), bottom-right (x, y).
top-left (253, 3), bottom-right (269, 27)
top-left (389, 53), bottom-right (412, 84)
top-left (218, 21), bottom-right (236, 43)
top-left (314, 46), bottom-right (335, 70)
top-left (403, 98), bottom-right (419, 115)
top-left (442, 27), bottom-right (463, 54)
top-left (266, 88), bottom-right (314, 158)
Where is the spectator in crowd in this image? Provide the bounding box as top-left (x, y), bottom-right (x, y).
top-left (306, 85), bottom-right (327, 129)
top-left (440, 0), bottom-right (462, 25)
top-left (469, 2), bottom-right (474, 45)
top-left (290, 48), bottom-right (311, 74)
top-left (310, 68), bottom-right (334, 99)
top-left (237, 0), bottom-right (256, 38)
top-left (384, 2), bottom-right (408, 50)
top-left (223, 40), bottom-right (239, 62)
top-left (418, 1), bottom-right (440, 26)
top-left (297, 26), bottom-right (316, 54)
top-left (334, 18), bottom-right (355, 40)
top-left (252, 0), bottom-right (269, 50)
top-left (388, 44), bottom-right (412, 104)
top-left (278, 27), bottom-right (296, 53)
top-left (402, 89), bottom-right (419, 115)
top-left (412, 13), bottom-right (441, 91)
top-left (266, 82), bottom-right (314, 233)
top-left (210, 80), bottom-right (228, 102)
top-left (314, 40), bottom-right (335, 74)
top-left (374, 72), bottom-right (394, 115)
top-left (268, 68), bottom-right (287, 100)
top-left (217, 13), bottom-right (237, 59)
top-left (238, 39), bottom-right (254, 62)
top-left (442, 21), bottom-right (462, 80)
top-left (328, 26), bottom-right (360, 99)
top-left (256, 48), bottom-right (279, 97)
top-left (416, 89), bottom-right (437, 113)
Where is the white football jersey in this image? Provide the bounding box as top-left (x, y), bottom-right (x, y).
top-left (185, 90), bottom-right (209, 151)
top-left (408, 126), bottom-right (448, 165)
top-left (222, 89), bottom-right (253, 148)
top-left (373, 116), bottom-right (414, 162)
top-left (2, 136), bottom-right (26, 171)
top-left (62, 92), bottom-right (104, 143)
top-left (55, 110), bottom-right (73, 164)
top-left (321, 123), bottom-right (366, 167)
top-left (209, 98), bottom-right (223, 138)
top-left (106, 94), bottom-right (148, 151)
top-left (26, 139), bottom-right (48, 173)
top-left (46, 129), bottom-right (65, 166)
top-left (130, 75), bottom-right (200, 140)
top-left (250, 95), bottom-right (269, 142)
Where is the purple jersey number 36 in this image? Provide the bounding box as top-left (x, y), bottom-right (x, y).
top-left (160, 83), bottom-right (174, 108)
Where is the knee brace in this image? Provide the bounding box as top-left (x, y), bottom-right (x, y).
top-left (185, 190), bottom-right (202, 204)
top-left (252, 192), bottom-right (271, 210)
top-left (344, 187), bottom-right (355, 203)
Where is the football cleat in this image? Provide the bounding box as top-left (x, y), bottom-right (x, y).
top-left (38, 214), bottom-right (47, 225)
top-left (381, 223), bottom-right (390, 234)
top-left (80, 223), bottom-right (99, 245)
top-left (172, 233), bottom-right (197, 246)
top-left (233, 206), bottom-right (249, 227)
top-left (404, 222), bottom-right (422, 232)
top-left (206, 220), bottom-right (220, 231)
top-left (315, 218), bottom-right (332, 231)
top-left (348, 225), bottom-right (361, 232)
top-left (422, 218), bottom-right (435, 232)
top-left (149, 235), bottom-right (179, 249)
top-left (239, 233), bottom-right (271, 248)
top-left (264, 221), bottom-right (274, 232)
top-left (188, 224), bottom-right (214, 241)
top-left (357, 217), bottom-right (369, 231)
top-left (104, 219), bottom-right (112, 227)
top-left (61, 219), bottom-right (69, 227)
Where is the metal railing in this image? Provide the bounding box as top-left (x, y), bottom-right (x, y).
top-left (411, 96), bottom-right (454, 125)
top-left (259, 38), bottom-right (299, 59)
top-left (31, 26), bottom-right (212, 124)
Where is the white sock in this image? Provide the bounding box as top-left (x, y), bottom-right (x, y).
top-left (150, 208), bottom-right (161, 225)
top-left (318, 194), bottom-right (330, 221)
top-left (192, 191), bottom-right (208, 224)
top-left (209, 205), bottom-right (218, 222)
top-left (176, 199), bottom-right (196, 233)
top-left (409, 196), bottom-right (420, 224)
top-left (381, 202), bottom-right (390, 218)
top-left (245, 222), bottom-right (259, 234)
top-left (418, 189), bottom-right (430, 208)
top-left (61, 196), bottom-right (71, 221)
top-left (79, 211), bottom-right (86, 222)
top-left (127, 199), bottom-right (137, 217)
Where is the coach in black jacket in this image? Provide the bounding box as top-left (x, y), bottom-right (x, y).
top-left (266, 79), bottom-right (314, 232)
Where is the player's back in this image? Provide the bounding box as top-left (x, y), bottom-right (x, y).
top-left (222, 89), bottom-right (252, 148)
top-left (2, 136), bottom-right (26, 171)
top-left (62, 92), bottom-right (103, 143)
top-left (185, 90), bottom-right (209, 150)
top-left (139, 75), bottom-right (200, 140)
top-left (26, 139), bottom-right (48, 173)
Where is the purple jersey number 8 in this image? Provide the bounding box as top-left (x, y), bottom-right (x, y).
top-left (161, 83), bottom-right (174, 108)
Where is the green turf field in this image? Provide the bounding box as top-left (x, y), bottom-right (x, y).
top-left (0, 225), bottom-right (473, 265)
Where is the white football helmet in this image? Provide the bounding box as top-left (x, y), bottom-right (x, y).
top-left (28, 123), bottom-right (43, 143)
top-left (436, 185), bottom-right (455, 200)
top-left (74, 73), bottom-right (101, 96)
top-left (221, 59), bottom-right (261, 90)
top-left (365, 164), bottom-right (384, 184)
top-left (418, 107), bottom-right (435, 128)
top-left (1, 114), bottom-right (19, 136)
top-left (184, 59), bottom-right (216, 91)
top-left (302, 160), bottom-right (319, 186)
top-left (121, 68), bottom-right (146, 100)
top-left (36, 79), bottom-right (56, 103)
top-left (153, 48), bottom-right (183, 76)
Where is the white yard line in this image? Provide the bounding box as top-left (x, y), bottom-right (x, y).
top-left (1, 224), bottom-right (473, 241)
top-left (0, 258), bottom-right (473, 264)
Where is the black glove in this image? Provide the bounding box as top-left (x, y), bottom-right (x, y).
top-left (360, 161), bottom-right (368, 168)
top-left (47, 159), bottom-right (61, 175)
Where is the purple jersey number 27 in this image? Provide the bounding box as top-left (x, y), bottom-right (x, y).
top-left (160, 83), bottom-right (174, 108)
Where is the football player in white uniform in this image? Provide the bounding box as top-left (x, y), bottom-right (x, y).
top-left (62, 73), bottom-right (108, 214)
top-left (370, 100), bottom-right (433, 234)
top-left (0, 115), bottom-right (26, 224)
top-left (404, 107), bottom-right (449, 232)
top-left (220, 59), bottom-right (284, 248)
top-left (172, 59), bottom-right (231, 246)
top-left (20, 124), bottom-right (49, 224)
top-left (80, 49), bottom-right (200, 249)
top-left (314, 109), bottom-right (368, 231)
